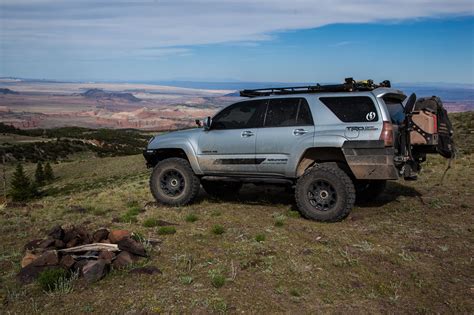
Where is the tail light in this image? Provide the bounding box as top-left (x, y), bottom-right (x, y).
top-left (432, 114), bottom-right (438, 133)
top-left (379, 121), bottom-right (394, 147)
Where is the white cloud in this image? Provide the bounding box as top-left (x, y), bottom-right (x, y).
top-left (0, 0), bottom-right (473, 56)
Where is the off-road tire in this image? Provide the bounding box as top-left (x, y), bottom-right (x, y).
top-left (149, 158), bottom-right (200, 206)
top-left (201, 180), bottom-right (243, 199)
top-left (295, 163), bottom-right (355, 222)
top-left (354, 180), bottom-right (387, 204)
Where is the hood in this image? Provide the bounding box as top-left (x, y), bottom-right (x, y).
top-left (155, 128), bottom-right (201, 139)
top-left (147, 127), bottom-right (202, 149)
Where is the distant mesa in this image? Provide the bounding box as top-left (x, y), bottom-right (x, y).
top-left (81, 88), bottom-right (141, 102)
top-left (224, 91), bottom-right (240, 97)
top-left (0, 88), bottom-right (19, 95)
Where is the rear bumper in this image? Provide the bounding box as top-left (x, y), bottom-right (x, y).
top-left (342, 140), bottom-right (398, 180)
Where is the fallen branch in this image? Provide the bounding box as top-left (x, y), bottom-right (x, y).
top-left (71, 255), bottom-right (99, 260)
top-left (58, 243), bottom-right (119, 253)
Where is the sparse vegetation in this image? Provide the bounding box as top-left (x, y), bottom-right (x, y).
top-left (180, 275), bottom-right (193, 285)
top-left (274, 215), bottom-right (285, 227)
top-left (211, 224), bottom-right (225, 235)
top-left (255, 234), bottom-right (266, 242)
top-left (286, 210), bottom-right (300, 218)
top-left (36, 268), bottom-right (75, 293)
top-left (0, 118), bottom-right (473, 313)
top-left (209, 269), bottom-right (226, 288)
top-left (142, 218), bottom-right (160, 227)
top-left (119, 204), bottom-right (142, 223)
top-left (185, 213), bottom-right (198, 222)
top-left (157, 226), bottom-right (176, 235)
top-left (0, 123), bottom-right (149, 163)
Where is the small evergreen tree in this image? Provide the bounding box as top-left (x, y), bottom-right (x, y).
top-left (44, 162), bottom-right (54, 182)
top-left (9, 164), bottom-right (36, 201)
top-left (35, 161), bottom-right (45, 185)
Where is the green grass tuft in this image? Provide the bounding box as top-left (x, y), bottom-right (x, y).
top-left (209, 270), bottom-right (226, 288)
top-left (120, 211), bottom-right (138, 223)
top-left (142, 218), bottom-right (160, 228)
top-left (119, 205), bottom-right (143, 223)
top-left (185, 213), bottom-right (198, 222)
top-left (255, 234), bottom-right (266, 242)
top-left (211, 224), bottom-right (225, 235)
top-left (287, 210), bottom-right (301, 218)
top-left (157, 226), bottom-right (176, 235)
top-left (274, 215), bottom-right (285, 227)
top-left (180, 275), bottom-right (193, 285)
top-left (37, 268), bottom-right (75, 293)
top-left (289, 288), bottom-right (301, 297)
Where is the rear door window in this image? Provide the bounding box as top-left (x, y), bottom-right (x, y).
top-left (265, 98), bottom-right (314, 127)
top-left (212, 99), bottom-right (266, 130)
top-left (319, 96), bottom-right (379, 122)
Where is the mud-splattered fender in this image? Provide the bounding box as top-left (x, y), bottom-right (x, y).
top-left (342, 140), bottom-right (399, 180)
top-left (146, 130), bottom-right (203, 175)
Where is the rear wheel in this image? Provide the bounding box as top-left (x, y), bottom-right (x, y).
top-left (354, 180), bottom-right (387, 203)
top-left (149, 158), bottom-right (200, 206)
top-left (201, 180), bottom-right (243, 199)
top-left (295, 163), bottom-right (355, 222)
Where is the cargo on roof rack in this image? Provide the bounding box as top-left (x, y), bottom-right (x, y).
top-left (239, 77), bottom-right (391, 97)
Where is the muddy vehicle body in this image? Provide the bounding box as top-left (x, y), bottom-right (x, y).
top-left (144, 78), bottom-right (454, 221)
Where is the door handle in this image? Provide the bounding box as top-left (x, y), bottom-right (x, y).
top-left (293, 129), bottom-right (308, 136)
top-left (241, 130), bottom-right (254, 137)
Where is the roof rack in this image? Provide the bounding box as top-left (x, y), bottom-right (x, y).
top-left (239, 77), bottom-right (391, 97)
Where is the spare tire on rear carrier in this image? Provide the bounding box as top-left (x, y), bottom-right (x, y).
top-left (410, 96), bottom-right (455, 158)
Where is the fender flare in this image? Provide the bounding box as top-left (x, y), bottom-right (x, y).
top-left (146, 139), bottom-right (203, 175)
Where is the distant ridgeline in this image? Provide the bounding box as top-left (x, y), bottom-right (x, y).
top-left (0, 123), bottom-right (149, 163)
top-left (0, 88), bottom-right (19, 95)
top-left (80, 88), bottom-right (141, 102)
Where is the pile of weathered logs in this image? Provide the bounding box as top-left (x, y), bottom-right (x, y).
top-left (18, 224), bottom-right (158, 284)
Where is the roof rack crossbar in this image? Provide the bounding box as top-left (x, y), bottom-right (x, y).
top-left (239, 78), bottom-right (391, 97)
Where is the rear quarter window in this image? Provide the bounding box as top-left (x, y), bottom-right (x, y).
top-left (385, 102), bottom-right (405, 124)
top-left (319, 96), bottom-right (379, 123)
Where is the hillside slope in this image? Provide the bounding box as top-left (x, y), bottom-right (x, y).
top-left (0, 152), bottom-right (473, 313)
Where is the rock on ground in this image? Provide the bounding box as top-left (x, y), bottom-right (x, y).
top-left (108, 230), bottom-right (131, 244)
top-left (92, 228), bottom-right (109, 242)
top-left (82, 259), bottom-right (109, 283)
top-left (117, 237), bottom-right (146, 257)
top-left (112, 251), bottom-right (136, 269)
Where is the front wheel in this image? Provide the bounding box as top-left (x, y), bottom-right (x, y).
top-left (295, 163), bottom-right (355, 222)
top-left (149, 158), bottom-right (200, 206)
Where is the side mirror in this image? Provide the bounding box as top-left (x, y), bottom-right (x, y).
top-left (203, 116), bottom-right (212, 130)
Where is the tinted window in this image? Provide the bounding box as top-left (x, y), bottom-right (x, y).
top-left (320, 96), bottom-right (379, 122)
top-left (385, 102), bottom-right (405, 125)
top-left (265, 98), bottom-right (313, 127)
top-left (297, 99), bottom-right (314, 125)
top-left (212, 100), bottom-right (266, 130)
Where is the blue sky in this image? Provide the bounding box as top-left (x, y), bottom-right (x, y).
top-left (0, 0), bottom-right (473, 84)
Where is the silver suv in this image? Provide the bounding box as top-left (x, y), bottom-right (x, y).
top-left (144, 78), bottom-right (431, 221)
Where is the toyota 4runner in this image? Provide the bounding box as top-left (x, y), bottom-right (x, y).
top-left (144, 78), bottom-right (454, 222)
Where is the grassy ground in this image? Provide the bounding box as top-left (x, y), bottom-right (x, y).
top-left (0, 150), bottom-right (472, 314)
